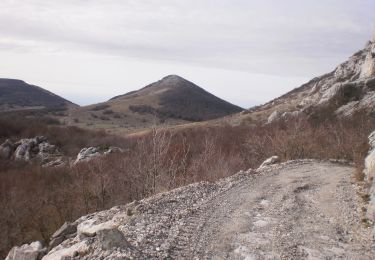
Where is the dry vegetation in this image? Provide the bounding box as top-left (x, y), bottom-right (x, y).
top-left (0, 113), bottom-right (129, 157)
top-left (1, 112), bottom-right (375, 257)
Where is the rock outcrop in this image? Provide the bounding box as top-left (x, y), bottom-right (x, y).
top-left (0, 139), bottom-right (15, 159)
top-left (6, 241), bottom-right (46, 260)
top-left (267, 110), bottom-right (280, 124)
top-left (365, 130), bottom-right (375, 224)
top-left (14, 138), bottom-right (41, 161)
top-left (74, 147), bottom-right (124, 164)
top-left (267, 110), bottom-right (302, 124)
top-left (360, 52), bottom-right (375, 79)
top-left (48, 222), bottom-right (78, 250)
top-left (258, 156), bottom-right (280, 169)
top-left (0, 136), bottom-right (64, 166)
top-left (74, 147), bottom-right (101, 164)
top-left (1, 137), bottom-right (125, 167)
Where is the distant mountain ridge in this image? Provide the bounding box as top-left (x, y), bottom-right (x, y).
top-left (0, 79), bottom-right (76, 111)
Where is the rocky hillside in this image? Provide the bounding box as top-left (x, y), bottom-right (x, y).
top-left (235, 33), bottom-right (375, 124)
top-left (7, 159), bottom-right (375, 259)
top-left (0, 79), bottom-right (76, 112)
top-left (67, 75), bottom-right (243, 133)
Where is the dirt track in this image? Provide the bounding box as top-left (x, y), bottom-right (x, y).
top-left (169, 161), bottom-right (375, 259)
top-left (42, 160), bottom-right (375, 259)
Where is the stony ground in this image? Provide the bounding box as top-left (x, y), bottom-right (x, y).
top-left (42, 160), bottom-right (375, 259)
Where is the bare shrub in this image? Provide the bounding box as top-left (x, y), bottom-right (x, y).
top-left (89, 104), bottom-right (110, 111)
top-left (1, 112), bottom-right (375, 258)
top-left (103, 109), bottom-right (114, 115)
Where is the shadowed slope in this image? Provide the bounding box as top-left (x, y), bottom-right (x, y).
top-left (0, 79), bottom-right (76, 111)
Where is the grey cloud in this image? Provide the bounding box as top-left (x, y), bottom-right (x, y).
top-left (0, 0), bottom-right (374, 78)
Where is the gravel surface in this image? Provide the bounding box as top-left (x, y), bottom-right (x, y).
top-left (43, 160), bottom-right (375, 259)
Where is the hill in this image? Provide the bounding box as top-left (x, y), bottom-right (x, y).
top-left (0, 79), bottom-right (76, 112)
top-left (231, 37), bottom-right (375, 125)
top-left (67, 75), bottom-right (243, 133)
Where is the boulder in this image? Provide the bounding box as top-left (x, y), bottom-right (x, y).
top-left (14, 138), bottom-right (37, 161)
top-left (42, 158), bottom-right (65, 168)
top-left (267, 110), bottom-right (302, 124)
top-left (281, 110), bottom-right (302, 120)
top-left (77, 219), bottom-right (117, 237)
top-left (259, 156), bottom-right (280, 169)
top-left (267, 110), bottom-right (280, 124)
top-left (0, 139), bottom-right (15, 159)
top-left (74, 147), bottom-right (101, 164)
top-left (103, 146), bottom-right (124, 155)
top-left (48, 222), bottom-right (77, 249)
top-left (97, 228), bottom-right (130, 250)
top-left (74, 146), bottom-right (124, 164)
top-left (51, 222), bottom-right (77, 239)
top-left (13, 136), bottom-right (48, 161)
top-left (360, 52), bottom-right (375, 78)
top-left (365, 131), bottom-right (375, 182)
top-left (368, 131), bottom-right (375, 149)
top-left (37, 142), bottom-right (64, 166)
top-left (6, 241), bottom-right (45, 260)
top-left (10, 136), bottom-right (64, 166)
top-left (365, 130), bottom-right (375, 223)
top-left (42, 241), bottom-right (89, 260)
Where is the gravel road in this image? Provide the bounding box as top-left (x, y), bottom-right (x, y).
top-left (170, 161), bottom-right (375, 259)
top-left (42, 160), bottom-right (375, 259)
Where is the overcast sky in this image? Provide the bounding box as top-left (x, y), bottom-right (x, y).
top-left (0, 0), bottom-right (374, 107)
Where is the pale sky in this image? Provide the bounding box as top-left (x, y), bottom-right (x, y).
top-left (0, 0), bottom-right (374, 107)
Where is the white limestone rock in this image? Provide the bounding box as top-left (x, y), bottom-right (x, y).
top-left (74, 147), bottom-right (101, 164)
top-left (6, 241), bottom-right (45, 260)
top-left (259, 156), bottom-right (280, 169)
top-left (0, 139), bottom-right (15, 159)
top-left (14, 138), bottom-right (38, 161)
top-left (78, 219), bottom-right (118, 237)
top-left (360, 52), bottom-right (375, 78)
top-left (365, 130), bottom-right (375, 223)
top-left (42, 241), bottom-right (89, 260)
top-left (104, 146), bottom-right (124, 155)
top-left (267, 110), bottom-right (280, 124)
top-left (74, 146), bottom-right (124, 164)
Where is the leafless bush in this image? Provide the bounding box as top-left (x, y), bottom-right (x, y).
top-left (1, 112), bottom-right (375, 258)
top-left (89, 104), bottom-right (110, 111)
top-left (103, 109), bottom-right (114, 115)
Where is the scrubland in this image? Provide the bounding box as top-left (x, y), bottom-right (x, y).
top-left (1, 112), bottom-right (374, 257)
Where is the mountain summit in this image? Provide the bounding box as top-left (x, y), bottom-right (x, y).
top-left (110, 74), bottom-right (243, 121)
top-left (71, 75), bottom-right (243, 132)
